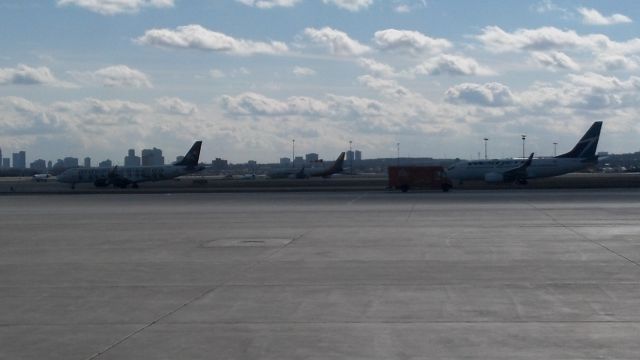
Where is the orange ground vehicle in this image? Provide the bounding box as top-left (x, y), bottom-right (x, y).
top-left (388, 166), bottom-right (452, 192)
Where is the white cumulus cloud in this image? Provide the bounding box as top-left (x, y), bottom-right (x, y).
top-left (358, 75), bottom-right (412, 98)
top-left (0, 64), bottom-right (69, 87)
top-left (57, 0), bottom-right (174, 15)
top-left (392, 0), bottom-right (427, 13)
top-left (373, 29), bottom-right (451, 54)
top-left (0, 97), bottom-right (68, 136)
top-left (136, 24), bottom-right (289, 56)
top-left (156, 97), bottom-right (198, 116)
top-left (414, 54), bottom-right (494, 76)
top-left (221, 92), bottom-right (329, 116)
top-left (221, 92), bottom-right (292, 116)
top-left (596, 55), bottom-right (639, 71)
top-left (357, 58), bottom-right (396, 78)
top-left (322, 0), bottom-right (373, 12)
top-left (303, 27), bottom-right (371, 56)
top-left (531, 51), bottom-right (580, 71)
top-left (532, 0), bottom-right (567, 14)
top-left (293, 66), bottom-right (316, 77)
top-left (445, 82), bottom-right (515, 107)
top-left (235, 0), bottom-right (301, 8)
top-left (477, 25), bottom-right (640, 55)
top-left (577, 7), bottom-right (632, 26)
top-left (93, 65), bottom-right (152, 88)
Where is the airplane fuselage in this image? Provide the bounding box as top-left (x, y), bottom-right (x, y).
top-left (446, 157), bottom-right (595, 182)
top-left (268, 167), bottom-right (337, 179)
top-left (57, 165), bottom-right (203, 185)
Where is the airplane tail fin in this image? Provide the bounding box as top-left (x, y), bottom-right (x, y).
top-left (556, 121), bottom-right (602, 159)
top-left (330, 152), bottom-right (346, 173)
top-left (295, 166), bottom-right (307, 179)
top-left (523, 152), bottom-right (534, 168)
top-left (175, 141), bottom-right (202, 167)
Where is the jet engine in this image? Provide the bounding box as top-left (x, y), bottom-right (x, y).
top-left (93, 179), bottom-right (109, 187)
top-left (484, 172), bottom-right (504, 183)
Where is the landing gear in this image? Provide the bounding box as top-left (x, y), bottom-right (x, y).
top-left (71, 183), bottom-right (75, 190)
top-left (516, 178), bottom-right (528, 185)
top-left (132, 183), bottom-right (139, 189)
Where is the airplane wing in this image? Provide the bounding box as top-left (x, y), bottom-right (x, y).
top-left (108, 166), bottom-right (132, 188)
top-left (502, 153), bottom-right (534, 182)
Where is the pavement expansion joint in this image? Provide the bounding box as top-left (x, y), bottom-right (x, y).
top-left (84, 286), bottom-right (223, 360)
top-left (527, 202), bottom-right (640, 270)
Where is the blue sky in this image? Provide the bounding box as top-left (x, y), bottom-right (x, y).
top-left (1, 0), bottom-right (639, 164)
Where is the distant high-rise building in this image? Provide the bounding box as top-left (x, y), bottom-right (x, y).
top-left (98, 159), bottom-right (112, 168)
top-left (0, 147), bottom-right (2, 166)
top-left (212, 158), bottom-right (228, 170)
top-left (63, 157), bottom-right (79, 168)
top-left (125, 149), bottom-right (141, 167)
top-left (355, 150), bottom-right (362, 161)
top-left (346, 150), bottom-right (355, 162)
top-left (2, 158), bottom-right (9, 169)
top-left (84, 157), bottom-right (91, 168)
top-left (141, 147), bottom-right (164, 166)
top-left (12, 151), bottom-right (26, 169)
top-left (293, 156), bottom-right (304, 168)
top-left (279, 157), bottom-right (291, 167)
top-left (305, 153), bottom-right (319, 163)
top-left (30, 159), bottom-right (47, 172)
top-left (52, 159), bottom-right (65, 172)
top-left (47, 160), bottom-right (52, 169)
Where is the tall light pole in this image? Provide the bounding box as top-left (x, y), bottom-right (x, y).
top-left (349, 140), bottom-right (353, 175)
top-left (521, 134), bottom-right (526, 159)
top-left (292, 139), bottom-right (295, 168)
top-left (483, 138), bottom-right (489, 160)
top-left (396, 142), bottom-right (400, 166)
top-left (553, 142), bottom-right (557, 157)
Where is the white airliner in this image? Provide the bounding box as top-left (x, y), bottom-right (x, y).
top-left (57, 141), bottom-right (204, 189)
top-left (268, 152), bottom-right (345, 179)
top-left (32, 173), bottom-right (51, 182)
top-left (446, 121), bottom-right (602, 184)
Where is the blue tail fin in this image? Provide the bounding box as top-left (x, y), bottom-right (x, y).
top-left (175, 141), bottom-right (202, 167)
top-left (556, 122), bottom-right (602, 159)
top-left (331, 152), bottom-right (346, 173)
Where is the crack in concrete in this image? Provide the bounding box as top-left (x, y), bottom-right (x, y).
top-left (527, 202), bottom-right (640, 270)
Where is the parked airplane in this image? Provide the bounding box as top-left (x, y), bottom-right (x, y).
top-left (32, 173), bottom-right (51, 182)
top-left (268, 152), bottom-right (346, 179)
top-left (446, 121), bottom-right (602, 184)
top-left (57, 141), bottom-right (204, 189)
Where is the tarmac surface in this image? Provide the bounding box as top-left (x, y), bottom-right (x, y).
top-left (2, 172), bottom-right (640, 194)
top-left (2, 190), bottom-right (640, 359)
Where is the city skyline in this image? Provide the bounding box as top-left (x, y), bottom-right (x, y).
top-left (1, 1), bottom-right (639, 162)
top-left (0, 145), bottom-right (364, 169)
